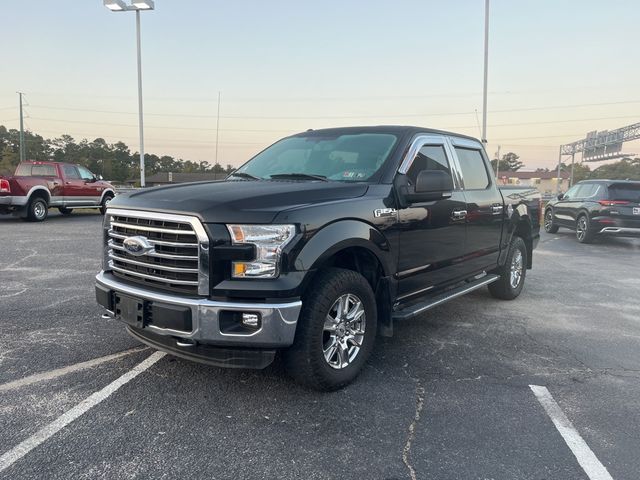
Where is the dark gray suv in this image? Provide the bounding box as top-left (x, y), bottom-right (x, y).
top-left (544, 180), bottom-right (640, 243)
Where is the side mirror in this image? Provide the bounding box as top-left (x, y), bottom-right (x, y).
top-left (404, 170), bottom-right (453, 203)
top-left (98, 174), bottom-right (103, 181)
top-left (557, 193), bottom-right (564, 200)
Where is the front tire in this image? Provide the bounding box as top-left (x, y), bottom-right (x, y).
top-left (544, 208), bottom-right (559, 233)
top-left (489, 236), bottom-right (527, 300)
top-left (26, 196), bottom-right (48, 222)
top-left (283, 268), bottom-right (377, 391)
top-left (100, 194), bottom-right (114, 215)
top-left (576, 214), bottom-right (594, 244)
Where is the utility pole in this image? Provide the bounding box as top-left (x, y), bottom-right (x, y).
top-left (556, 146), bottom-right (563, 194)
top-left (481, 0), bottom-right (490, 144)
top-left (17, 92), bottom-right (25, 162)
top-left (135, 9), bottom-right (146, 187)
top-left (215, 91), bottom-right (221, 165)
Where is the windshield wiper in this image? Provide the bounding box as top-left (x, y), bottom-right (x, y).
top-left (270, 173), bottom-right (328, 182)
top-left (228, 171), bottom-right (261, 180)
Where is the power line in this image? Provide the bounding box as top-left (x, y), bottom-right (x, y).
top-left (24, 113), bottom-right (640, 134)
top-left (24, 99), bottom-right (640, 120)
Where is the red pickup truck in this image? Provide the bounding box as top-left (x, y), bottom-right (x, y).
top-left (0, 161), bottom-right (115, 221)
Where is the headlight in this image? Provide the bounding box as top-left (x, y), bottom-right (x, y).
top-left (227, 224), bottom-right (295, 278)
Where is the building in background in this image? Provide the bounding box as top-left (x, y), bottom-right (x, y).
top-left (141, 172), bottom-right (228, 187)
top-left (498, 171), bottom-right (570, 196)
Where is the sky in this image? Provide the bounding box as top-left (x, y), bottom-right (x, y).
top-left (1, 0), bottom-right (639, 170)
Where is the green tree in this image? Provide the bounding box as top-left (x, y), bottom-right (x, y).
top-left (590, 157), bottom-right (640, 180)
top-left (491, 152), bottom-right (524, 172)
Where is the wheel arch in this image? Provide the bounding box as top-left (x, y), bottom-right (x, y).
top-left (502, 208), bottom-right (534, 269)
top-left (100, 188), bottom-right (115, 203)
top-left (25, 186), bottom-right (51, 204)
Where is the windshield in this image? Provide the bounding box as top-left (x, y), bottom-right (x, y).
top-left (235, 133), bottom-right (398, 182)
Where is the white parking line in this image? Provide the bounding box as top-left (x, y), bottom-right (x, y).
top-left (0, 351), bottom-right (165, 474)
top-left (529, 385), bottom-right (614, 480)
top-left (0, 347), bottom-right (148, 393)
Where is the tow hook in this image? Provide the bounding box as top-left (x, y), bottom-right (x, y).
top-left (101, 311), bottom-right (115, 320)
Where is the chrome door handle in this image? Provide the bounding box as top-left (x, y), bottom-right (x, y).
top-left (452, 210), bottom-right (467, 219)
top-left (491, 205), bottom-right (503, 214)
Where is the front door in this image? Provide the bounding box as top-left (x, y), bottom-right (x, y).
top-left (450, 139), bottom-right (504, 274)
top-left (396, 137), bottom-right (467, 301)
top-left (553, 184), bottom-right (584, 227)
top-left (61, 164), bottom-right (85, 204)
top-left (77, 166), bottom-right (103, 205)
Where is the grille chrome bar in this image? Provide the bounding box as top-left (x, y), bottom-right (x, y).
top-left (110, 221), bottom-right (197, 236)
top-left (105, 208), bottom-right (210, 295)
top-left (108, 230), bottom-right (198, 248)
top-left (110, 265), bottom-right (199, 286)
top-left (108, 241), bottom-right (198, 261)
top-left (110, 252), bottom-right (199, 273)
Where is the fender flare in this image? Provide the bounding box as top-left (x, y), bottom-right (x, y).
top-left (25, 186), bottom-right (51, 205)
top-left (99, 188), bottom-right (116, 203)
top-left (293, 219), bottom-right (393, 277)
top-left (500, 205), bottom-right (534, 267)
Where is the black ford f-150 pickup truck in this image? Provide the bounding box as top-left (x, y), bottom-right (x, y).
top-left (96, 126), bottom-right (541, 390)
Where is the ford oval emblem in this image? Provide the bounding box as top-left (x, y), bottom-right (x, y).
top-left (123, 235), bottom-right (154, 257)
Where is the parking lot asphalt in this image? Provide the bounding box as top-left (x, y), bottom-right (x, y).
top-left (1, 209), bottom-right (639, 479)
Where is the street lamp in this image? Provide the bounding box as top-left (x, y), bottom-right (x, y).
top-left (104, 0), bottom-right (155, 187)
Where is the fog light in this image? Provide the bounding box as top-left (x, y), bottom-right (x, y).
top-left (242, 313), bottom-right (260, 328)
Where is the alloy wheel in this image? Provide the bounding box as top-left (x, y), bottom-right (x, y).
top-left (576, 217), bottom-right (587, 241)
top-left (322, 293), bottom-right (366, 370)
top-left (510, 249), bottom-right (523, 289)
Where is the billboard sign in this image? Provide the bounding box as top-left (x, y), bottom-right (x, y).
top-left (583, 129), bottom-right (624, 160)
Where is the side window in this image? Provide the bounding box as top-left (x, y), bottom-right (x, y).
top-left (562, 184), bottom-right (581, 199)
top-left (63, 165), bottom-right (80, 179)
top-left (406, 144), bottom-right (451, 185)
top-left (78, 166), bottom-right (95, 181)
top-left (578, 184), bottom-right (598, 199)
top-left (454, 147), bottom-right (491, 190)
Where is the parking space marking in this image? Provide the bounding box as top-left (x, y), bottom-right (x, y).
top-left (530, 385), bottom-right (613, 480)
top-left (0, 351), bottom-right (165, 474)
top-left (0, 347), bottom-right (149, 393)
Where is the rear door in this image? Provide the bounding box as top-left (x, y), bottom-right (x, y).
top-left (396, 136), bottom-right (467, 301)
top-left (449, 137), bottom-right (504, 274)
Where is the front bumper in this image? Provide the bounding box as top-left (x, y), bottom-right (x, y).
top-left (95, 271), bottom-right (302, 350)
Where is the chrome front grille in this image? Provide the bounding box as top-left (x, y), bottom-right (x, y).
top-left (105, 208), bottom-right (209, 296)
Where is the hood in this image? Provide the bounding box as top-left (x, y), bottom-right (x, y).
top-left (108, 179), bottom-right (369, 223)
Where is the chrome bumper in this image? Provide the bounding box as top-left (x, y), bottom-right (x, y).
top-left (598, 227), bottom-right (640, 236)
top-left (95, 271), bottom-right (302, 348)
top-left (0, 196), bottom-right (14, 206)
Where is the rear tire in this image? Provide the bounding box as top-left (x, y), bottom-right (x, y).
top-left (100, 194), bottom-right (114, 215)
top-left (26, 196), bottom-right (48, 222)
top-left (544, 208), bottom-right (559, 233)
top-left (58, 207), bottom-right (73, 215)
top-left (489, 236), bottom-right (527, 300)
top-left (576, 214), bottom-right (594, 244)
top-left (283, 268), bottom-right (377, 391)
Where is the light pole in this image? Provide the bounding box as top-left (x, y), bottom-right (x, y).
top-left (481, 0), bottom-right (489, 145)
top-left (104, 0), bottom-right (155, 187)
